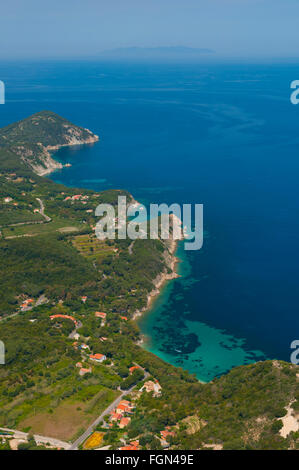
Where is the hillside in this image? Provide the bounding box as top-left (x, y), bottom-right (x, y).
top-left (0, 111), bottom-right (99, 175)
top-left (0, 112), bottom-right (297, 451)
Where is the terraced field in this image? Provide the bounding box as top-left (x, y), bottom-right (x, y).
top-left (72, 234), bottom-right (116, 264)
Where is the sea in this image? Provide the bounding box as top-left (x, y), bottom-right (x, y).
top-left (1, 60), bottom-right (299, 382)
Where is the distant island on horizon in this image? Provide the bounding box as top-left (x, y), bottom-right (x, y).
top-left (99, 46), bottom-right (215, 60)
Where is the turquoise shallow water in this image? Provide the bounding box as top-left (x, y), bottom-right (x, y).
top-left (1, 60), bottom-right (299, 381)
top-left (138, 243), bottom-right (266, 382)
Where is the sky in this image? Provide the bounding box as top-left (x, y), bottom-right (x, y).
top-left (0, 0), bottom-right (298, 60)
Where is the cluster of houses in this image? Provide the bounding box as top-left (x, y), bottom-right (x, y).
top-left (73, 340), bottom-right (107, 373)
top-left (3, 196), bottom-right (19, 207)
top-left (109, 400), bottom-right (135, 430)
top-left (61, 309), bottom-right (110, 375)
top-left (64, 194), bottom-right (89, 203)
top-left (20, 298), bottom-right (34, 310)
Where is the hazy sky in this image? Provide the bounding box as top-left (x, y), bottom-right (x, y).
top-left (0, 0), bottom-right (298, 59)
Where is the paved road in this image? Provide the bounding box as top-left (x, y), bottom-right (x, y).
top-left (0, 427), bottom-right (70, 450)
top-left (36, 198), bottom-right (51, 222)
top-left (70, 372), bottom-right (149, 450)
top-left (0, 199), bottom-right (51, 232)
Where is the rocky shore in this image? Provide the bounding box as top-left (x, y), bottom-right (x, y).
top-left (133, 233), bottom-right (181, 322)
top-left (34, 130), bottom-right (99, 176)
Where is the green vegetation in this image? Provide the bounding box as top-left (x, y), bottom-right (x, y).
top-left (0, 110), bottom-right (98, 175)
top-left (0, 235), bottom-right (96, 315)
top-left (0, 111), bottom-right (94, 149)
top-left (0, 112), bottom-right (298, 451)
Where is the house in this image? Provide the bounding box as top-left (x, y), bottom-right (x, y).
top-left (64, 196), bottom-right (72, 201)
top-left (80, 343), bottom-right (89, 350)
top-left (130, 441), bottom-right (139, 448)
top-left (116, 404), bottom-right (127, 415)
top-left (81, 296), bottom-right (87, 303)
top-left (33, 208), bottom-right (40, 213)
top-left (129, 365), bottom-right (140, 375)
top-left (120, 316), bottom-right (128, 321)
top-left (72, 194), bottom-right (82, 201)
top-left (95, 312), bottom-right (106, 319)
top-left (21, 299), bottom-right (34, 310)
top-left (140, 380), bottom-right (162, 397)
top-left (89, 353), bottom-right (106, 363)
top-left (50, 314), bottom-right (78, 326)
top-left (100, 337), bottom-right (108, 342)
top-left (118, 400), bottom-right (134, 411)
top-left (76, 362), bottom-right (82, 368)
top-left (119, 445), bottom-right (138, 451)
top-left (115, 401), bottom-right (133, 415)
top-left (160, 428), bottom-right (175, 441)
top-left (119, 400), bottom-right (130, 407)
top-left (160, 439), bottom-right (170, 448)
top-left (79, 367), bottom-right (92, 376)
top-left (119, 417), bottom-right (131, 429)
top-left (110, 411), bottom-right (122, 422)
top-left (4, 197), bottom-right (12, 203)
top-left (119, 441), bottom-right (139, 451)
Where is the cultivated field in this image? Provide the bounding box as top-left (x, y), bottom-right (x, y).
top-left (72, 234), bottom-right (116, 264)
top-left (2, 217), bottom-right (81, 238)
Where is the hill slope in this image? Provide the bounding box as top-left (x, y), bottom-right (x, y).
top-left (0, 112), bottom-right (297, 451)
top-left (0, 111), bottom-right (99, 175)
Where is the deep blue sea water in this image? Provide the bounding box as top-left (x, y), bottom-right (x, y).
top-left (1, 60), bottom-right (299, 382)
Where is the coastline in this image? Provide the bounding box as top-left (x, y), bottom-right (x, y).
top-left (33, 133), bottom-right (99, 177)
top-left (133, 236), bottom-right (181, 326)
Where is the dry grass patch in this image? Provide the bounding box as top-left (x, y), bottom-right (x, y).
top-left (18, 403), bottom-right (96, 441)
